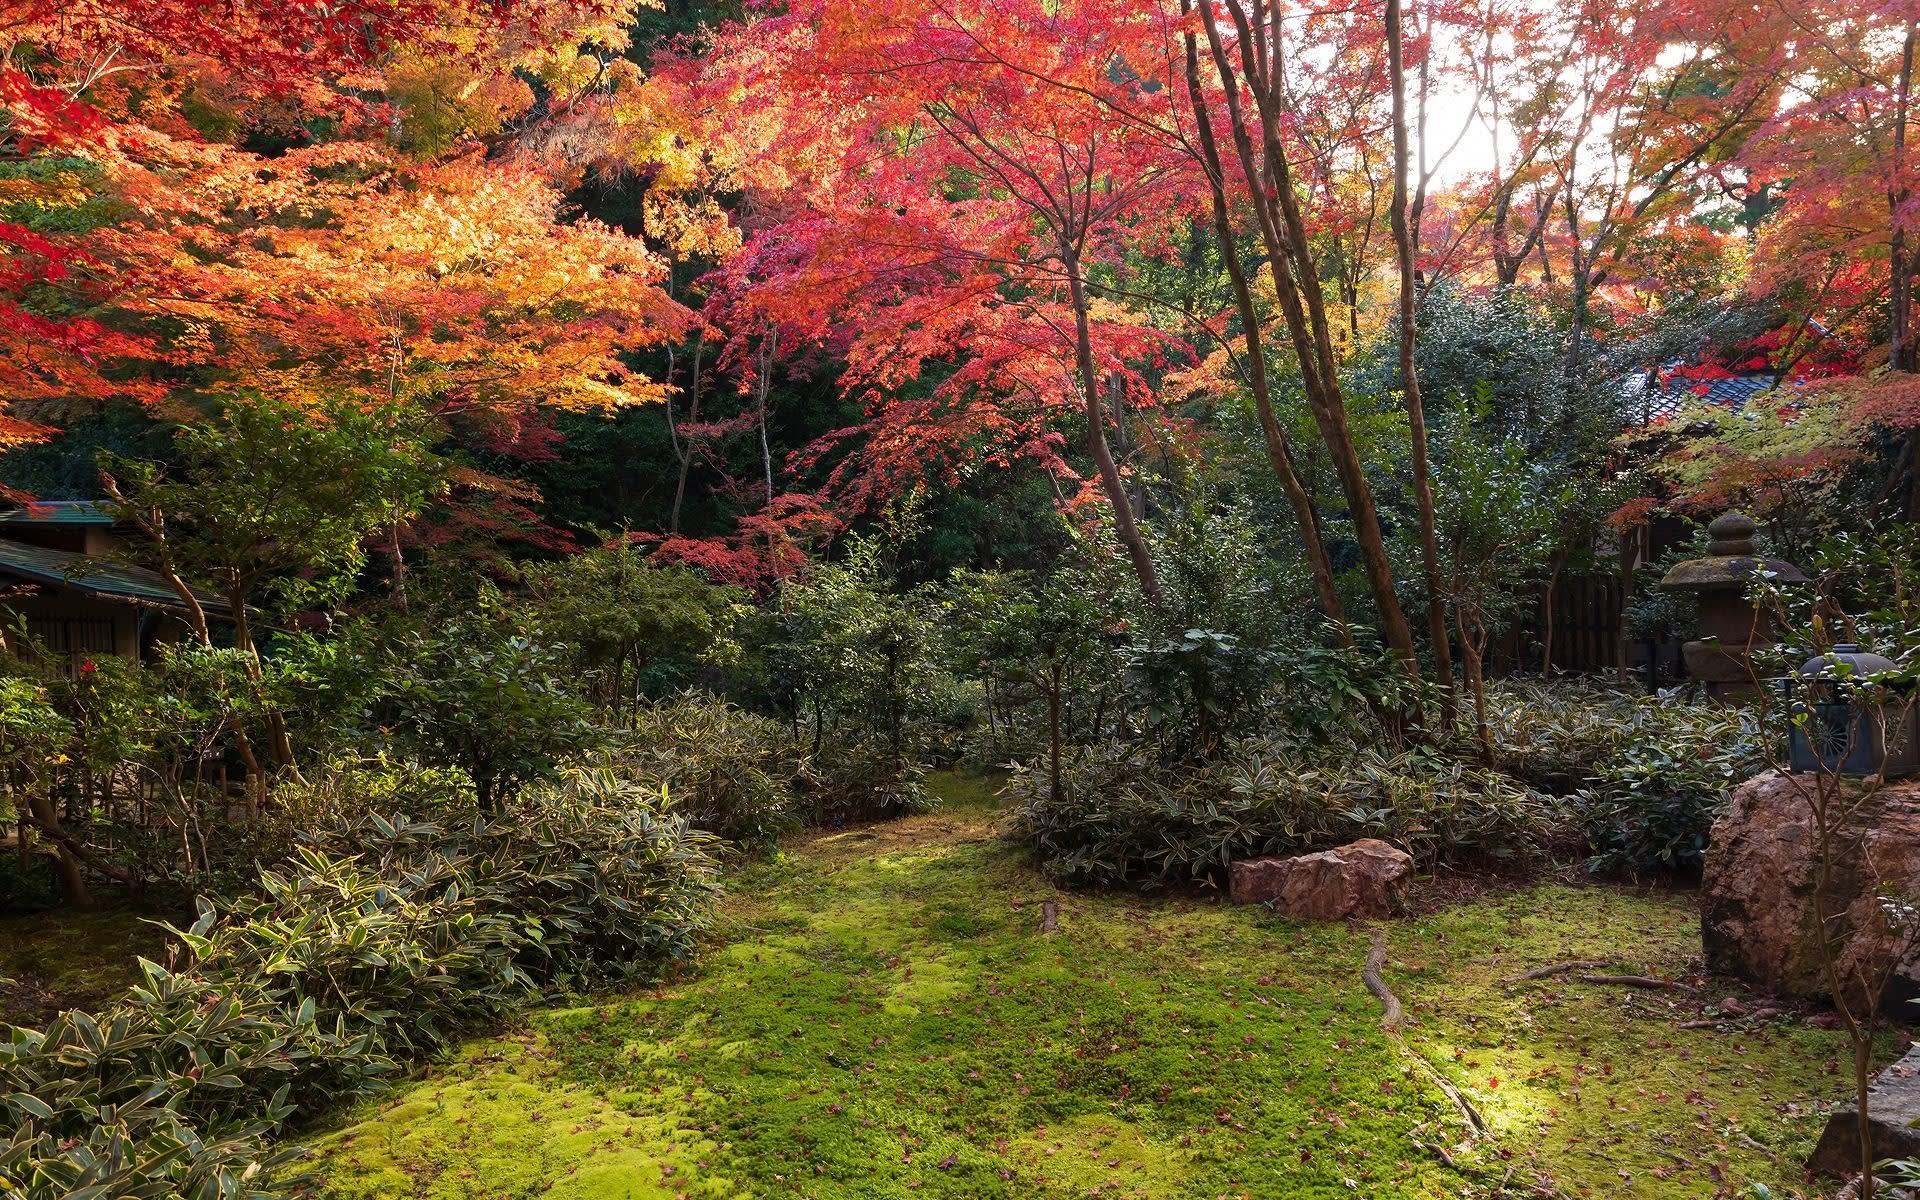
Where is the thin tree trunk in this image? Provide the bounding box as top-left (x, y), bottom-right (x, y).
top-left (1891, 25), bottom-right (1916, 374)
top-left (1455, 601), bottom-right (1491, 757)
top-left (1194, 0), bottom-right (1418, 678)
top-left (1386, 0), bottom-right (1454, 713)
top-left (1895, 24), bottom-right (1919, 528)
top-left (1109, 375), bottom-right (1144, 518)
top-left (1180, 10), bottom-right (1350, 641)
top-left (1909, 430), bottom-right (1920, 522)
top-left (1541, 548), bottom-right (1567, 678)
top-left (1047, 665), bottom-right (1063, 801)
top-left (1063, 245), bottom-right (1164, 607)
top-left (755, 331), bottom-right (778, 506)
top-left (388, 518), bottom-right (409, 614)
top-left (229, 587), bottom-right (301, 794)
top-left (24, 791), bottom-right (92, 908)
top-left (670, 331), bottom-right (705, 535)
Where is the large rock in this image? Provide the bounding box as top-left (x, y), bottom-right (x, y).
top-left (1229, 839), bottom-right (1412, 920)
top-left (1808, 1043), bottom-right (1920, 1177)
top-left (1701, 770), bottom-right (1920, 1011)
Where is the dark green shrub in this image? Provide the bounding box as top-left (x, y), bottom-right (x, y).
top-left (0, 768), bottom-right (721, 1200)
top-left (940, 562), bottom-right (1126, 785)
top-left (802, 738), bottom-right (936, 826)
top-left (1572, 738), bottom-right (1755, 874)
top-left (1013, 734), bottom-right (1557, 887)
top-left (616, 695), bottom-right (804, 852)
top-left (1478, 681), bottom-right (1761, 873)
top-left (380, 591), bottom-right (606, 811)
top-left (516, 549), bottom-right (748, 717)
top-left (767, 535), bottom-right (952, 765)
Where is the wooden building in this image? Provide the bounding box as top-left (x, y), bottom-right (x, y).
top-left (0, 500), bottom-right (228, 662)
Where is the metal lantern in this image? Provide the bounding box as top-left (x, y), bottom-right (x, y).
top-left (1786, 644), bottom-right (1920, 777)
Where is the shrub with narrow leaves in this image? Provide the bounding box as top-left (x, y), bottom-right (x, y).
top-left (616, 695), bottom-right (805, 852)
top-left (1477, 681), bottom-right (1761, 872)
top-left (0, 769), bottom-right (721, 1200)
top-left (1013, 735), bottom-right (1557, 887)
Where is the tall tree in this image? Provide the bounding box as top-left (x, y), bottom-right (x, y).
top-left (1188, 0), bottom-right (1422, 674)
top-left (1178, 0), bottom-right (1351, 638)
top-left (1385, 0), bottom-right (1455, 704)
top-left (692, 0), bottom-right (1188, 604)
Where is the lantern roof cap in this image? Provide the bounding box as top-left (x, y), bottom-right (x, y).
top-left (1657, 511), bottom-right (1807, 591)
top-left (1800, 644), bottom-right (1900, 678)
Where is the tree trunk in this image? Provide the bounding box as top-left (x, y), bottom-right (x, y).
top-left (1386, 0), bottom-right (1454, 713)
top-left (1455, 601), bottom-right (1491, 757)
top-left (1541, 548), bottom-right (1567, 678)
top-left (1894, 24), bottom-right (1918, 529)
top-left (230, 584), bottom-right (301, 792)
top-left (1193, 0), bottom-right (1419, 678)
top-left (1047, 665), bottom-right (1064, 801)
top-left (388, 518), bottom-right (409, 614)
top-left (1063, 245), bottom-right (1164, 607)
top-left (1180, 10), bottom-right (1350, 642)
top-left (755, 331), bottom-right (778, 506)
top-left (1109, 375), bottom-right (1144, 519)
top-left (1909, 429), bottom-right (1920, 522)
top-left (25, 791), bottom-right (92, 908)
top-left (1892, 25), bottom-right (1917, 374)
top-left (670, 330), bottom-right (705, 535)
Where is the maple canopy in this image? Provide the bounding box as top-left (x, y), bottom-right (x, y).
top-left (6, 0), bottom-right (1920, 581)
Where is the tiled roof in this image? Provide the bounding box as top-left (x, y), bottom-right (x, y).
top-left (1623, 371), bottom-right (1800, 424)
top-left (0, 538), bottom-right (229, 613)
top-left (0, 500), bottom-right (115, 526)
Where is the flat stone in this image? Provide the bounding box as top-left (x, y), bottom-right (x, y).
top-left (1808, 1042), bottom-right (1920, 1177)
top-left (1229, 839), bottom-right (1412, 920)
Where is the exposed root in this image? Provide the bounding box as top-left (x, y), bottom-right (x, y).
top-left (1364, 928), bottom-right (1403, 1030)
top-left (1367, 930), bottom-right (1487, 1154)
top-left (1504, 959), bottom-right (1608, 987)
top-left (1577, 973), bottom-right (1696, 993)
top-left (1411, 1138), bottom-right (1455, 1169)
top-left (1728, 1129), bottom-right (1775, 1159)
top-left (1416, 1055), bottom-right (1490, 1139)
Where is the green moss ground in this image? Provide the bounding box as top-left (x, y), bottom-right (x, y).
top-left (306, 774), bottom-right (1881, 1199)
top-left (0, 904), bottom-right (171, 1027)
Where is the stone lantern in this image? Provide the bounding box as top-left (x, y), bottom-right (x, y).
top-left (1787, 644), bottom-right (1920, 777)
top-left (1656, 511), bottom-right (1806, 701)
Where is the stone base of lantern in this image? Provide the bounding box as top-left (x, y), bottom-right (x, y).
top-left (1680, 641), bottom-right (1767, 702)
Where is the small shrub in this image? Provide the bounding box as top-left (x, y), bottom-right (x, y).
top-left (1572, 720), bottom-right (1761, 874)
top-left (379, 592), bottom-right (607, 811)
top-left (1014, 734), bottom-right (1557, 887)
top-left (615, 695), bottom-right (805, 852)
top-left (1479, 681), bottom-right (1761, 873)
top-left (803, 738), bottom-right (937, 826)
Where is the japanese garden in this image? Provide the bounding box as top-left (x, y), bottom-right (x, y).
top-left (5, 0), bottom-right (1920, 1197)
